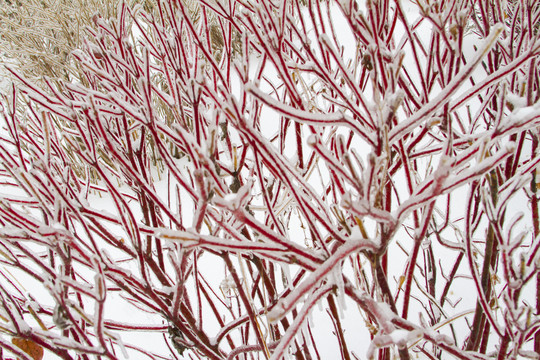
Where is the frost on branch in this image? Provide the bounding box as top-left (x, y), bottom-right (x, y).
top-left (1, 0), bottom-right (540, 360)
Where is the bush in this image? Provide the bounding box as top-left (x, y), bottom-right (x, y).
top-left (0, 0), bottom-right (540, 359)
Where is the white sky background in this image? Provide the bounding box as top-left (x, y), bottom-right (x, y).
top-left (0, 0), bottom-right (539, 359)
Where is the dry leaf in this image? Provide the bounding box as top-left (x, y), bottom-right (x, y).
top-left (11, 337), bottom-right (44, 360)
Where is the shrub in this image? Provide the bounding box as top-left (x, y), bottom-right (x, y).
top-left (0, 0), bottom-right (540, 359)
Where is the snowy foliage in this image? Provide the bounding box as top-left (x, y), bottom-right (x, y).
top-left (0, 0), bottom-right (540, 359)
